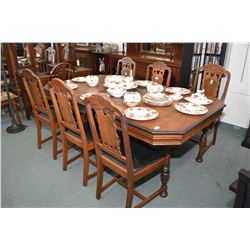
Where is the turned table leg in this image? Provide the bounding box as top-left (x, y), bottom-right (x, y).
top-left (196, 127), bottom-right (208, 163)
top-left (160, 156), bottom-right (170, 197)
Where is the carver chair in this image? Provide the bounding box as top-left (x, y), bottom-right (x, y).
top-left (192, 64), bottom-right (231, 162)
top-left (50, 62), bottom-right (74, 81)
top-left (146, 61), bottom-right (172, 86)
top-left (85, 93), bottom-right (170, 208)
top-left (49, 78), bottom-right (96, 186)
top-left (116, 57), bottom-right (136, 77)
top-left (22, 69), bottom-right (61, 160)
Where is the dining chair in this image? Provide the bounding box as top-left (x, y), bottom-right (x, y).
top-left (116, 57), bottom-right (136, 77)
top-left (22, 69), bottom-right (61, 160)
top-left (50, 62), bottom-right (74, 81)
top-left (191, 64), bottom-right (231, 162)
top-left (146, 61), bottom-right (172, 86)
top-left (48, 78), bottom-right (96, 186)
top-left (85, 93), bottom-right (170, 208)
top-left (192, 64), bottom-right (231, 101)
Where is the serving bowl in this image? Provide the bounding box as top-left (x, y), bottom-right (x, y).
top-left (123, 92), bottom-right (141, 107)
top-left (107, 87), bottom-right (126, 98)
top-left (86, 75), bottom-right (99, 87)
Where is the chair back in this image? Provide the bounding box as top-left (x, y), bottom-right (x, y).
top-left (192, 64), bottom-right (231, 101)
top-left (85, 94), bottom-right (134, 173)
top-left (50, 62), bottom-right (74, 80)
top-left (48, 78), bottom-right (88, 145)
top-left (116, 57), bottom-right (136, 77)
top-left (146, 61), bottom-right (172, 86)
top-left (22, 69), bottom-right (54, 121)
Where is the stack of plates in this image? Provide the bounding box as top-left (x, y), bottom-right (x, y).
top-left (143, 92), bottom-right (173, 106)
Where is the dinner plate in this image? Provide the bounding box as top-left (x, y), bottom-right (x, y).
top-left (71, 77), bottom-right (86, 83)
top-left (125, 107), bottom-right (159, 121)
top-left (165, 87), bottom-right (191, 95)
top-left (134, 80), bottom-right (154, 87)
top-left (175, 102), bottom-right (208, 115)
top-left (184, 96), bottom-right (213, 105)
top-left (80, 92), bottom-right (110, 101)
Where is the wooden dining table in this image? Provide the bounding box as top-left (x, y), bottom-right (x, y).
top-left (63, 75), bottom-right (226, 163)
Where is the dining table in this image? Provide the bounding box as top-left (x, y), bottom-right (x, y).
top-left (58, 75), bottom-right (226, 163)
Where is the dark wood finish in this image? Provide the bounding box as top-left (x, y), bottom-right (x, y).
top-left (50, 62), bottom-right (74, 81)
top-left (48, 78), bottom-right (96, 186)
top-left (116, 57), bottom-right (136, 77)
top-left (229, 169), bottom-right (250, 208)
top-left (146, 61), bottom-right (172, 86)
top-left (70, 76), bottom-right (226, 148)
top-left (192, 64), bottom-right (231, 101)
top-left (192, 64), bottom-right (231, 162)
top-left (108, 53), bottom-right (181, 86)
top-left (22, 69), bottom-right (61, 160)
top-left (85, 93), bottom-right (170, 208)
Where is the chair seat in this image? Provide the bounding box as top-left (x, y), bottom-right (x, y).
top-left (38, 105), bottom-right (58, 121)
top-left (66, 121), bottom-right (93, 144)
top-left (1, 91), bottom-right (18, 102)
top-left (104, 137), bottom-right (167, 170)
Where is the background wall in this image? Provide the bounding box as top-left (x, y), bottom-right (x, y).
top-left (221, 43), bottom-right (249, 128)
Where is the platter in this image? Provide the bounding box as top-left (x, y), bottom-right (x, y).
top-left (165, 87), bottom-right (191, 95)
top-left (134, 80), bottom-right (154, 87)
top-left (184, 96), bottom-right (213, 105)
top-left (143, 93), bottom-right (173, 106)
top-left (125, 107), bottom-right (159, 121)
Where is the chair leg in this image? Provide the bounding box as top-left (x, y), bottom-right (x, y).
top-left (196, 127), bottom-right (208, 163)
top-left (212, 120), bottom-right (220, 145)
top-left (62, 139), bottom-right (69, 171)
top-left (83, 153), bottom-right (89, 187)
top-left (36, 121), bottom-right (42, 149)
top-left (96, 161), bottom-right (104, 200)
top-left (160, 158), bottom-right (170, 198)
top-left (125, 182), bottom-right (134, 208)
top-left (52, 126), bottom-right (58, 160)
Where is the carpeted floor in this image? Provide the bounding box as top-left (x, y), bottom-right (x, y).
top-left (1, 115), bottom-right (249, 208)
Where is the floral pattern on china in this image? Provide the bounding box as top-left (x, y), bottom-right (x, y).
top-left (85, 75), bottom-right (99, 87)
top-left (147, 83), bottom-right (164, 93)
top-left (107, 85), bottom-right (126, 98)
top-left (184, 89), bottom-right (213, 105)
top-left (104, 75), bottom-right (125, 85)
top-left (125, 107), bottom-right (159, 121)
top-left (165, 87), bottom-right (191, 95)
top-left (134, 80), bottom-right (154, 87)
top-left (123, 92), bottom-right (141, 107)
top-left (175, 102), bottom-right (208, 115)
top-left (143, 92), bottom-right (173, 106)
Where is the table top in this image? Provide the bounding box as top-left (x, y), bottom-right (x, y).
top-left (70, 75), bottom-right (226, 145)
